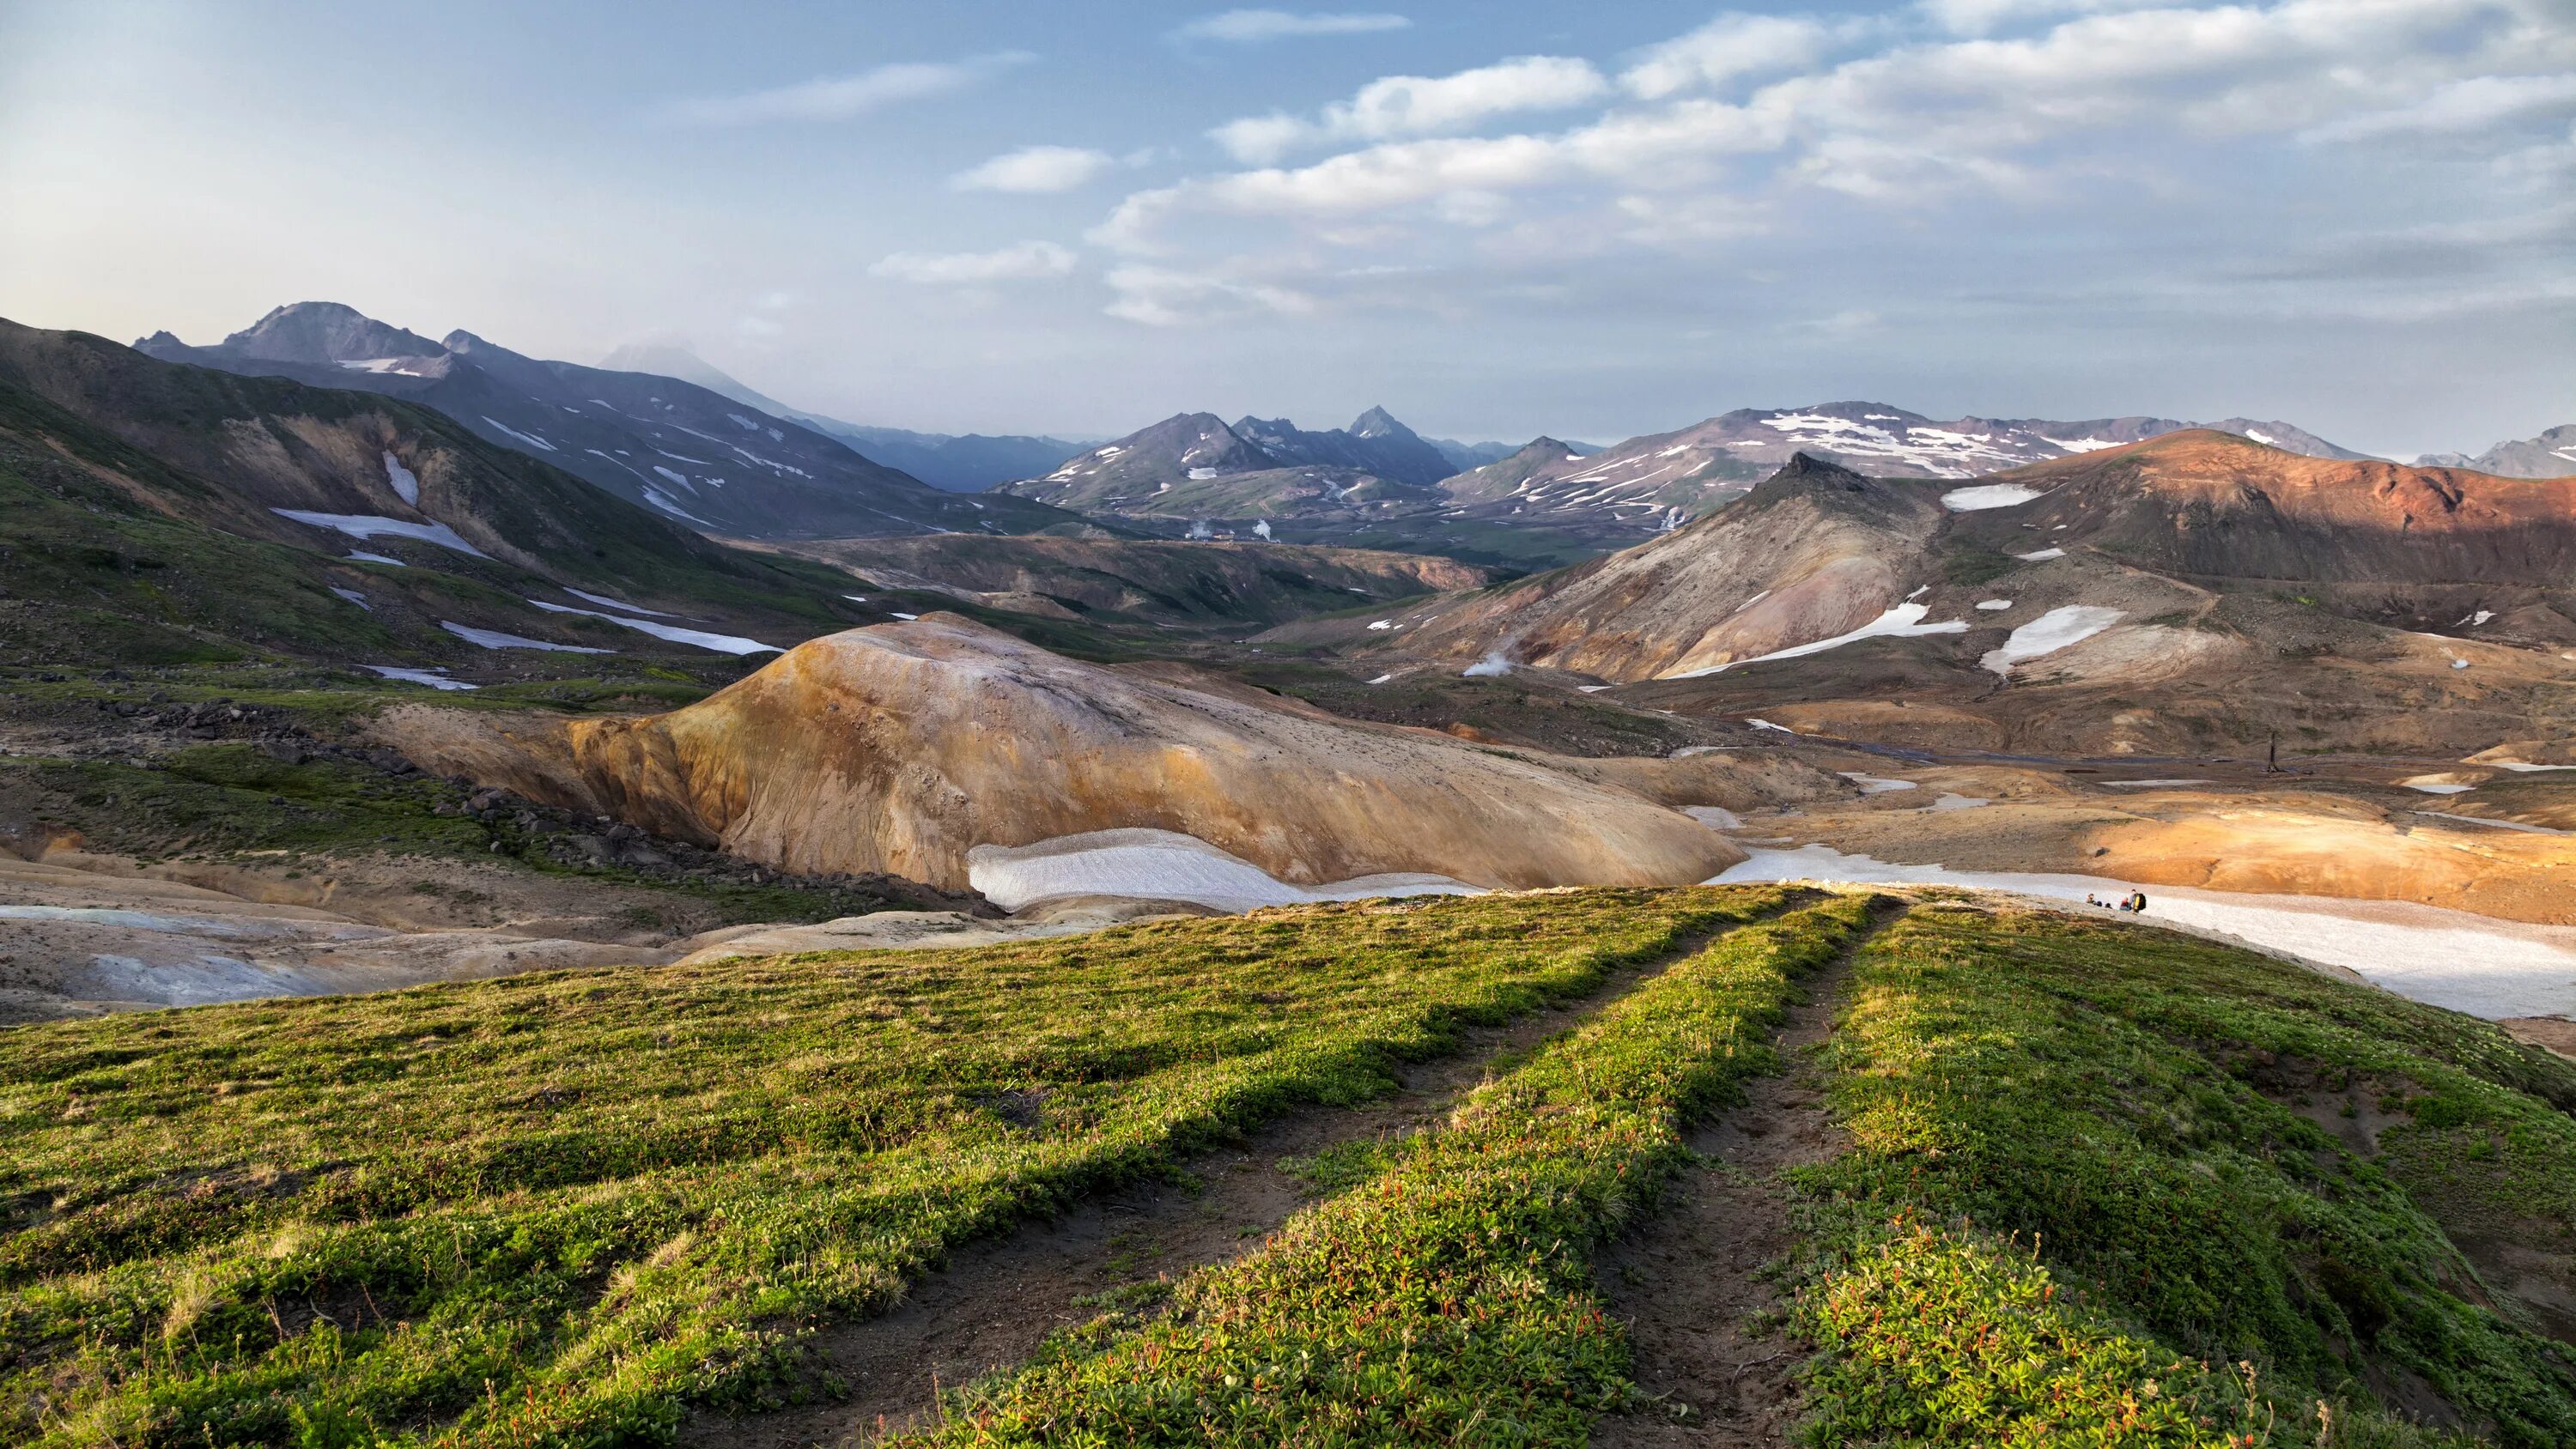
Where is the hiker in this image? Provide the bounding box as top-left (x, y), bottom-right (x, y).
top-left (2129, 890), bottom-right (2148, 913)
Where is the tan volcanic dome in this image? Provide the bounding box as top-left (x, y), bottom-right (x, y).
top-left (390, 614), bottom-right (1744, 894)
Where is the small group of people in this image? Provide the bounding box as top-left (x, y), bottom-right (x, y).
top-left (2085, 890), bottom-right (2150, 913)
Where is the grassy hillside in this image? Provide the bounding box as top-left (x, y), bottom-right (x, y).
top-left (3, 889), bottom-right (2569, 1446)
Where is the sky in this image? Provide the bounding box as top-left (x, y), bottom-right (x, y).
top-left (1, 1), bottom-right (2569, 459)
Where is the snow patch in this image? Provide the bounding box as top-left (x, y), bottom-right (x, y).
top-left (1367, 621), bottom-right (1396, 631)
top-left (1711, 845), bottom-right (2576, 1020)
top-left (2014, 547), bottom-right (2066, 561)
top-left (1975, 598), bottom-right (2014, 611)
top-left (346, 551), bottom-right (404, 566)
top-left (1923, 793), bottom-right (1991, 812)
top-left (1188, 467), bottom-right (1219, 480)
top-left (480, 416), bottom-right (557, 452)
top-left (1941, 482), bottom-right (2044, 511)
top-left (1367, 673), bottom-right (1394, 684)
top-left (1681, 805), bottom-right (1744, 830)
top-left (1577, 684), bottom-right (1614, 693)
top-left (441, 621), bottom-right (611, 653)
top-left (2414, 811), bottom-right (2569, 837)
top-left (563, 588), bottom-right (675, 617)
top-left (381, 452), bottom-right (419, 506)
top-left (527, 600), bottom-right (779, 655)
top-left (272, 510), bottom-right (490, 559)
top-left (364, 665), bottom-right (475, 690)
top-left (1662, 603), bottom-right (1968, 678)
top-left (2403, 781), bottom-right (2476, 795)
top-left (892, 612), bottom-right (920, 621)
top-left (1744, 718), bottom-right (1794, 733)
top-left (329, 587), bottom-right (370, 611)
top-left (968, 828), bottom-right (1479, 914)
top-left (1982, 604), bottom-right (2124, 675)
top-left (1840, 773), bottom-right (1920, 794)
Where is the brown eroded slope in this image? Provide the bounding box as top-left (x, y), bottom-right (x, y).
top-left (377, 613), bottom-right (1747, 893)
top-left (1952, 429), bottom-right (2576, 587)
top-left (1389, 455), bottom-right (1947, 680)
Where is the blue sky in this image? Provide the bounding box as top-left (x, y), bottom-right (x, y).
top-left (2, 1), bottom-right (2569, 458)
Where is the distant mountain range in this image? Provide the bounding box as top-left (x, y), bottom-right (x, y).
top-left (998, 407), bottom-right (1489, 518)
top-left (2419, 424), bottom-right (2576, 479)
top-left (594, 343), bottom-right (1096, 494)
top-left (993, 400), bottom-right (2373, 563)
top-left (135, 305), bottom-right (1077, 538)
top-left (1438, 403), bottom-right (2375, 535)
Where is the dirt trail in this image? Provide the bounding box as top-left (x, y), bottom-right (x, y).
top-left (679, 912), bottom-right (1787, 1449)
top-left (1592, 906), bottom-right (1893, 1447)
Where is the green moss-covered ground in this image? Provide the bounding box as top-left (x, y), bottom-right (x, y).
top-left (4, 888), bottom-right (2569, 1446)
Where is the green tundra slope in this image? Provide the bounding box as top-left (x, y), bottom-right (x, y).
top-left (2, 888), bottom-right (2569, 1446)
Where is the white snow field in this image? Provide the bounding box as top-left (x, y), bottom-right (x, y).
top-left (1662, 602), bottom-right (1968, 678)
top-left (362, 665), bottom-right (477, 690)
top-left (1982, 604), bottom-right (2125, 674)
top-left (1940, 482), bottom-right (2046, 511)
top-left (381, 451), bottom-right (420, 506)
top-left (526, 600), bottom-right (779, 655)
top-left (2014, 547), bottom-right (2067, 561)
top-left (563, 588), bottom-right (677, 617)
top-left (271, 510), bottom-right (490, 558)
top-left (1975, 598), bottom-right (2014, 610)
top-left (440, 621), bottom-right (611, 653)
top-left (480, 415), bottom-right (557, 452)
top-left (967, 829), bottom-right (1480, 913)
top-left (347, 551), bottom-right (404, 566)
top-left (1712, 845), bottom-right (2576, 1020)
top-left (329, 588), bottom-right (370, 610)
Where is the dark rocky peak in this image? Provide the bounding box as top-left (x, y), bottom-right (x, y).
top-left (220, 302), bottom-right (445, 364)
top-left (1348, 405), bottom-right (1417, 439)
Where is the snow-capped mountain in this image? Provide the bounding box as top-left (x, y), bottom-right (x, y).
top-left (2418, 424), bottom-right (2576, 479)
top-left (999, 407), bottom-right (1462, 515)
top-left (137, 305), bottom-right (1075, 538)
top-left (1435, 402), bottom-right (2375, 538)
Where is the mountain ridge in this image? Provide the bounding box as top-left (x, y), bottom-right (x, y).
top-left (136, 303), bottom-right (1081, 538)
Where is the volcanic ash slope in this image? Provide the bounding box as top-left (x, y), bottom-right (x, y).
top-left (381, 614), bottom-right (1744, 894)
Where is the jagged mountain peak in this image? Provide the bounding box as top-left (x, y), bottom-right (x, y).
top-left (1348, 405), bottom-right (1416, 439)
top-left (219, 301), bottom-right (445, 364)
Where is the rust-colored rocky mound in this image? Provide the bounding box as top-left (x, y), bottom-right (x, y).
top-left (380, 614), bottom-right (1747, 894)
top-left (1953, 430), bottom-right (2576, 583)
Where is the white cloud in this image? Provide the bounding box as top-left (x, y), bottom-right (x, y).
top-left (870, 241), bottom-right (1078, 284)
top-left (1103, 265), bottom-right (1314, 325)
top-left (1175, 10), bottom-right (1411, 43)
top-left (2303, 72), bottom-right (2576, 144)
top-left (669, 53), bottom-right (1032, 125)
top-left (952, 145), bottom-right (1117, 192)
top-left (1212, 56), bottom-right (1610, 163)
top-left (1112, 0), bottom-right (2575, 252)
top-left (1620, 14), bottom-right (1839, 100)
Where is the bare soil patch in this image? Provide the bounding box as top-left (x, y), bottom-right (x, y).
top-left (1590, 917), bottom-right (1883, 1446)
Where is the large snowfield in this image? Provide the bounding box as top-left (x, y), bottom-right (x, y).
top-left (967, 828), bottom-right (1479, 914)
top-left (1714, 845), bottom-right (2576, 1021)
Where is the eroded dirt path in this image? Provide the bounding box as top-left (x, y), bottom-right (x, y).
top-left (680, 912), bottom-right (1782, 1449)
top-left (1591, 906), bottom-right (1893, 1448)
